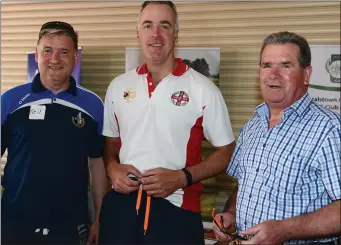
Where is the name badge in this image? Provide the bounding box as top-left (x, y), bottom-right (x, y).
top-left (29, 105), bottom-right (46, 120)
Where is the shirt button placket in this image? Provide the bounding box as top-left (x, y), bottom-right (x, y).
top-left (146, 74), bottom-right (154, 98)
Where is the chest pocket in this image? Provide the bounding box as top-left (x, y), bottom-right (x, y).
top-left (263, 152), bottom-right (318, 195)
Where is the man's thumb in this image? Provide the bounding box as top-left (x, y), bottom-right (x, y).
top-left (241, 226), bottom-right (258, 236)
top-left (127, 165), bottom-right (142, 178)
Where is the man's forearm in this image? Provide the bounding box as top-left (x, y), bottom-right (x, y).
top-left (226, 187), bottom-right (237, 214)
top-left (187, 141), bottom-right (235, 184)
top-left (282, 200), bottom-right (341, 240)
top-left (103, 137), bottom-right (120, 167)
top-left (89, 157), bottom-right (108, 221)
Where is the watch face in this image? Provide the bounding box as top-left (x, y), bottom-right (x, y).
top-left (329, 60), bottom-right (340, 79)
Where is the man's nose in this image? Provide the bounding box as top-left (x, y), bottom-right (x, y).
top-left (50, 51), bottom-right (61, 62)
top-left (152, 25), bottom-right (160, 37)
top-left (269, 66), bottom-right (280, 79)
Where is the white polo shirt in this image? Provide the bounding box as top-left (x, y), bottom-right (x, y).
top-left (103, 58), bottom-right (234, 212)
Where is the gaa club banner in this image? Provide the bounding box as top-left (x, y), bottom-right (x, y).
top-left (309, 45), bottom-right (340, 114)
top-left (27, 47), bottom-right (82, 85)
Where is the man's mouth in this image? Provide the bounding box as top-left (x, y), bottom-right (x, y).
top-left (49, 66), bottom-right (63, 70)
top-left (268, 85), bottom-right (281, 89)
top-left (149, 43), bottom-right (162, 47)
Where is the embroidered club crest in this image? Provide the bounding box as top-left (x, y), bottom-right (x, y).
top-left (123, 89), bottom-right (136, 103)
top-left (72, 112), bottom-right (85, 128)
top-left (171, 91), bottom-right (190, 106)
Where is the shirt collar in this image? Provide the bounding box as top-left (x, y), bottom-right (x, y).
top-left (136, 58), bottom-right (189, 76)
top-left (31, 73), bottom-right (77, 96)
top-left (288, 93), bottom-right (311, 117)
top-left (255, 93), bottom-right (312, 118)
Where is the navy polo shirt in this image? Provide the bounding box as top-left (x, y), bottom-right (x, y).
top-left (1, 74), bottom-right (104, 226)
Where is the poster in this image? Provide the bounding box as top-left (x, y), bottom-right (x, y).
top-left (125, 47), bottom-right (220, 86)
top-left (309, 45), bottom-right (340, 114)
top-left (27, 47), bottom-right (82, 85)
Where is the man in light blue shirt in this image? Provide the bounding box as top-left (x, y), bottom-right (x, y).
top-left (213, 31), bottom-right (340, 244)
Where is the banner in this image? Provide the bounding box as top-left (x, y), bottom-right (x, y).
top-left (126, 47), bottom-right (220, 86)
top-left (27, 47), bottom-right (82, 85)
top-left (309, 45), bottom-right (340, 114)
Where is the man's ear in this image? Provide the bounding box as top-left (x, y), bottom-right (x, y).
top-left (304, 66), bottom-right (312, 86)
top-left (35, 48), bottom-right (38, 62)
top-left (74, 52), bottom-right (79, 66)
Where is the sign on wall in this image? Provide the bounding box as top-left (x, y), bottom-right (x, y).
top-left (126, 47), bottom-right (220, 86)
top-left (309, 45), bottom-right (340, 114)
top-left (27, 47), bottom-right (82, 85)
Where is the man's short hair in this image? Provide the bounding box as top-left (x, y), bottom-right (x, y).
top-left (38, 21), bottom-right (78, 51)
top-left (137, 1), bottom-right (179, 33)
top-left (259, 31), bottom-right (311, 69)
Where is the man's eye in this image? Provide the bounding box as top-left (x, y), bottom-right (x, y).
top-left (282, 64), bottom-right (290, 68)
top-left (262, 64), bottom-right (271, 69)
top-left (61, 51), bottom-right (69, 56)
top-left (160, 24), bottom-right (170, 30)
top-left (143, 24), bottom-right (152, 29)
top-left (43, 49), bottom-right (52, 54)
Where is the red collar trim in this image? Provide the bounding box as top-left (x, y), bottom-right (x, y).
top-left (136, 58), bottom-right (189, 76)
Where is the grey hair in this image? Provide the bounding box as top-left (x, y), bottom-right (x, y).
top-left (136, 1), bottom-right (179, 33)
top-left (259, 31), bottom-right (311, 69)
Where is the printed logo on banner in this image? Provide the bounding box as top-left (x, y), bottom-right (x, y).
top-left (326, 54), bottom-right (340, 84)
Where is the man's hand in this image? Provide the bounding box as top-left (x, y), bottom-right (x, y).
top-left (213, 211), bottom-right (236, 242)
top-left (241, 220), bottom-right (286, 245)
top-left (107, 163), bottom-right (142, 194)
top-left (87, 219), bottom-right (99, 245)
top-left (140, 168), bottom-right (186, 198)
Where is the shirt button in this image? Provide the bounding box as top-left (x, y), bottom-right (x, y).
top-left (53, 98), bottom-right (56, 101)
top-left (249, 194), bottom-right (252, 198)
top-left (244, 221), bottom-right (247, 225)
top-left (149, 82), bottom-right (152, 86)
top-left (256, 168), bottom-right (259, 172)
top-left (263, 143), bottom-right (266, 147)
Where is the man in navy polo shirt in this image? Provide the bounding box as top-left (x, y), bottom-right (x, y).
top-left (1, 21), bottom-right (107, 244)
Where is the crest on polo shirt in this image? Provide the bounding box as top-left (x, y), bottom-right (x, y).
top-left (123, 89), bottom-right (136, 103)
top-left (171, 91), bottom-right (190, 106)
top-left (72, 112), bottom-right (85, 128)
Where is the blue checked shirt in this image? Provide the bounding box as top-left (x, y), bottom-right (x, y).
top-left (227, 93), bottom-right (341, 244)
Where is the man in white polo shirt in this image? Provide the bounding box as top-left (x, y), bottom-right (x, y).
top-left (99, 1), bottom-right (236, 244)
